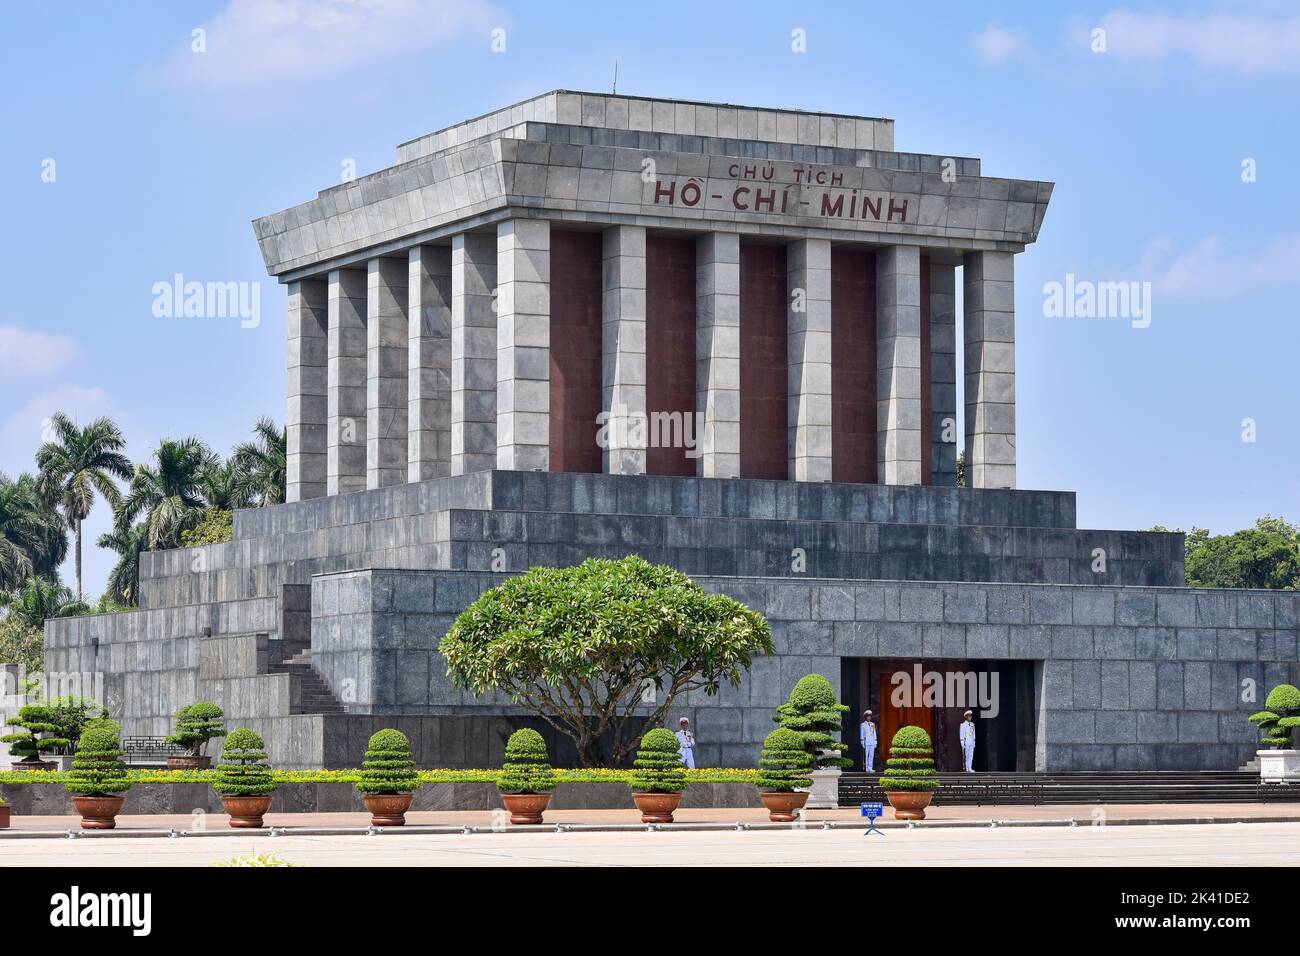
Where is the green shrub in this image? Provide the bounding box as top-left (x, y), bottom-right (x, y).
top-left (1, 704), bottom-right (69, 762)
top-left (211, 728), bottom-right (276, 797)
top-left (773, 673), bottom-right (851, 770)
top-left (879, 725), bottom-right (941, 792)
top-left (628, 728), bottom-right (688, 794)
top-left (497, 728), bottom-right (556, 794)
top-left (46, 696), bottom-right (108, 753)
top-left (356, 729), bottom-right (420, 795)
top-left (1250, 683), bottom-right (1300, 749)
top-left (181, 507), bottom-right (233, 546)
top-left (166, 701), bottom-right (227, 757)
top-left (756, 727), bottom-right (813, 792)
top-left (63, 725), bottom-right (132, 796)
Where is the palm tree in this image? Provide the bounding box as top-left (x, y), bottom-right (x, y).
top-left (0, 472), bottom-right (68, 590)
top-left (196, 457), bottom-right (254, 512)
top-left (0, 577), bottom-right (89, 630)
top-left (35, 414), bottom-right (132, 602)
top-left (115, 437), bottom-right (213, 549)
top-left (96, 522), bottom-right (149, 607)
top-left (231, 417), bottom-right (286, 506)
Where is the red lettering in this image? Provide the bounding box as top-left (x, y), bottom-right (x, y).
top-left (887, 198), bottom-right (909, 222)
top-left (754, 188), bottom-right (776, 212)
top-left (861, 195), bottom-right (882, 220)
top-left (820, 193), bottom-right (845, 217)
top-left (732, 186), bottom-right (751, 210)
top-left (654, 180), bottom-right (676, 205)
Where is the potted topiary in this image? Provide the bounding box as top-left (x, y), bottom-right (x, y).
top-left (63, 723), bottom-right (133, 829)
top-left (1, 704), bottom-right (69, 771)
top-left (756, 727), bottom-right (814, 821)
top-left (879, 724), bottom-right (941, 819)
top-left (628, 728), bottom-right (689, 823)
top-left (496, 728), bottom-right (557, 824)
top-left (165, 701), bottom-right (227, 770)
top-left (356, 728), bottom-right (421, 825)
top-left (212, 728), bottom-right (277, 828)
top-left (774, 674), bottom-right (851, 808)
top-left (1250, 683), bottom-right (1300, 783)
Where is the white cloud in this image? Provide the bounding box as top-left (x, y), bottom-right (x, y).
top-left (163, 0), bottom-right (505, 88)
top-left (0, 325), bottom-right (78, 381)
top-left (0, 385), bottom-right (115, 478)
top-left (972, 25), bottom-right (1025, 64)
top-left (1098, 10), bottom-right (1300, 72)
top-left (1140, 234), bottom-right (1300, 298)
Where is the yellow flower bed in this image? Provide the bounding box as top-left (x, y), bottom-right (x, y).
top-left (0, 767), bottom-right (760, 785)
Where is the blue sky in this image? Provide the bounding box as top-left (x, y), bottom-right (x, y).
top-left (2, 0), bottom-right (1298, 598)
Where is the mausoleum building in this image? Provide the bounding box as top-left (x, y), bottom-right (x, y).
top-left (45, 93), bottom-right (1299, 772)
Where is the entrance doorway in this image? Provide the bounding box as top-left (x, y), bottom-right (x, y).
top-left (842, 657), bottom-right (1038, 772)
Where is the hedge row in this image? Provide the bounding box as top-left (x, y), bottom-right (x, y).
top-left (0, 767), bottom-right (761, 786)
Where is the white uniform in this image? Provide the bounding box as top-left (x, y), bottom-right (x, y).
top-left (859, 720), bottom-right (877, 771)
top-left (959, 718), bottom-right (976, 772)
top-left (675, 728), bottom-right (696, 769)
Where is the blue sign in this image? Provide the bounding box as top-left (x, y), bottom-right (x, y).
top-left (860, 802), bottom-right (884, 818)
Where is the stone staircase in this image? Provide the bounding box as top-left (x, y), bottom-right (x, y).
top-left (270, 647), bottom-right (346, 715)
top-left (839, 771), bottom-right (1299, 806)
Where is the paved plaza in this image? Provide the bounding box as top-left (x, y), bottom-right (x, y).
top-left (2, 818), bottom-right (1296, 867)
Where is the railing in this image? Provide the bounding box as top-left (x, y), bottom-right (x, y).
top-left (120, 736), bottom-right (186, 763)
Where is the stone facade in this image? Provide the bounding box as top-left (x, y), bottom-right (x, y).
top-left (39, 93), bottom-right (1296, 774)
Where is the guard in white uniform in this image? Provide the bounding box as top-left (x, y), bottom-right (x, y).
top-left (959, 710), bottom-right (976, 773)
top-left (675, 718), bottom-right (696, 769)
top-left (859, 710), bottom-right (877, 771)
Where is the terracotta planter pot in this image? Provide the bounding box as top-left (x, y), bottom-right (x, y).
top-left (0, 805), bottom-right (10, 829)
top-left (885, 789), bottom-right (934, 820)
top-left (220, 794), bottom-right (273, 828)
top-left (499, 792), bottom-right (551, 825)
top-left (362, 792), bottom-right (414, 826)
top-left (72, 795), bottom-right (125, 830)
top-left (759, 790), bottom-right (809, 823)
top-left (631, 791), bottom-right (683, 824)
top-left (166, 755), bottom-right (211, 771)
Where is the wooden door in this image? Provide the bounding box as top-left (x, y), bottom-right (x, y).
top-left (879, 670), bottom-right (934, 763)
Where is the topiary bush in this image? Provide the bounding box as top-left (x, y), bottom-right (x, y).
top-left (63, 725), bottom-right (132, 796)
top-left (879, 725), bottom-right (941, 792)
top-left (1249, 683), bottom-right (1300, 749)
top-left (166, 701), bottom-right (227, 757)
top-left (628, 728), bottom-right (688, 794)
top-left (497, 728), bottom-right (557, 794)
top-left (211, 728), bottom-right (277, 797)
top-left (1, 704), bottom-right (68, 763)
top-left (773, 673), bottom-right (852, 770)
top-left (356, 728), bottom-right (420, 795)
top-left (756, 727), bottom-right (814, 792)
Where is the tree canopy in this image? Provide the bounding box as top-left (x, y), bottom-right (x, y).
top-left (439, 556), bottom-right (773, 767)
top-left (1152, 516), bottom-right (1300, 590)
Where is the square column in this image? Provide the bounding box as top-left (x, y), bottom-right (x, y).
top-left (695, 232), bottom-right (741, 478)
top-left (786, 238), bottom-right (833, 482)
top-left (286, 278), bottom-right (327, 502)
top-left (496, 219), bottom-right (551, 472)
top-left (326, 268), bottom-right (367, 496)
top-left (408, 245), bottom-right (452, 482)
top-left (875, 246), bottom-right (923, 485)
top-left (450, 233), bottom-right (497, 475)
top-left (366, 258), bottom-right (408, 490)
top-left (929, 260), bottom-right (958, 486)
top-left (601, 225), bottom-right (647, 475)
top-left (963, 250), bottom-right (1016, 489)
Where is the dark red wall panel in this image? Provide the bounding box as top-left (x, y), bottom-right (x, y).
top-left (920, 253), bottom-right (933, 486)
top-left (549, 229), bottom-right (603, 474)
top-left (831, 248), bottom-right (876, 483)
top-left (645, 235), bottom-right (698, 476)
top-left (739, 242), bottom-right (788, 481)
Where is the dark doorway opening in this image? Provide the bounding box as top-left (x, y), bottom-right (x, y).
top-left (840, 657), bottom-right (1038, 772)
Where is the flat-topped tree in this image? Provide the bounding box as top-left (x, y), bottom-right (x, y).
top-left (628, 728), bottom-right (688, 794)
top-left (774, 674), bottom-right (852, 770)
top-left (1250, 683), bottom-right (1300, 749)
top-left (166, 701), bottom-right (227, 757)
top-left (756, 728), bottom-right (814, 792)
top-left (1, 703), bottom-right (69, 765)
top-left (879, 725), bottom-right (941, 792)
top-left (440, 556), bottom-right (773, 767)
